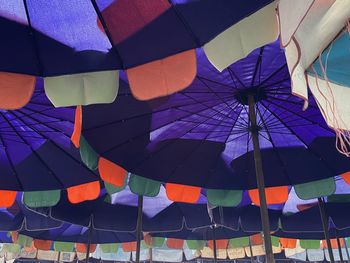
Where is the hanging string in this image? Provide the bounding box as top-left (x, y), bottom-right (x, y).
top-left (310, 23), bottom-right (350, 157)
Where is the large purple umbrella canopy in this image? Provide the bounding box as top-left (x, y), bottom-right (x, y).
top-left (0, 80), bottom-right (98, 191)
top-left (0, 0), bottom-right (273, 75)
top-left (81, 40), bottom-right (350, 190)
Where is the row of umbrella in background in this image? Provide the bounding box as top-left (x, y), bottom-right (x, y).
top-left (0, 1), bottom-right (349, 262)
top-left (0, 37), bottom-right (349, 263)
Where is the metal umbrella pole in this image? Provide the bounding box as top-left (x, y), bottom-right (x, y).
top-left (248, 236), bottom-right (255, 263)
top-left (318, 197), bottom-right (335, 263)
top-left (85, 217), bottom-right (93, 263)
top-left (335, 229), bottom-right (345, 263)
top-left (136, 195), bottom-right (144, 263)
top-left (343, 236), bottom-right (350, 263)
top-left (248, 94), bottom-right (274, 263)
top-left (212, 224), bottom-right (217, 263)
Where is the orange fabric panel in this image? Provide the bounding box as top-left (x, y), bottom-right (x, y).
top-left (297, 203), bottom-right (317, 212)
top-left (127, 49), bottom-right (196, 100)
top-left (322, 238), bottom-right (344, 249)
top-left (167, 238), bottom-right (184, 249)
top-left (11, 232), bottom-right (18, 243)
top-left (0, 72), bottom-right (35, 110)
top-left (76, 243), bottom-right (97, 253)
top-left (166, 183), bottom-right (201, 203)
top-left (341, 171), bottom-right (350, 185)
top-left (34, 239), bottom-right (52, 250)
top-left (122, 242), bottom-right (137, 252)
top-left (98, 158), bottom-right (127, 187)
top-left (280, 238), bottom-right (297, 249)
top-left (250, 234), bottom-right (263, 246)
top-left (71, 106), bottom-right (82, 148)
top-left (208, 239), bottom-right (228, 250)
top-left (0, 190), bottom-right (16, 208)
top-left (249, 186), bottom-right (289, 205)
top-left (67, 181), bottom-right (100, 204)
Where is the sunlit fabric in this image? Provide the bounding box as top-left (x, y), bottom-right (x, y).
top-left (0, 79), bottom-right (98, 191)
top-left (81, 40), bottom-right (350, 190)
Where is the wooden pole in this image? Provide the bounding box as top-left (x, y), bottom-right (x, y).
top-left (335, 229), bottom-right (344, 263)
top-left (85, 218), bottom-right (93, 263)
top-left (212, 224), bottom-right (217, 263)
top-left (318, 197), bottom-right (335, 263)
top-left (248, 236), bottom-right (255, 263)
top-left (248, 95), bottom-right (274, 263)
top-left (136, 195), bottom-right (144, 263)
top-left (343, 237), bottom-right (350, 263)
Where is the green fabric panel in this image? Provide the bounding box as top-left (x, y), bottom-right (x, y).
top-left (300, 240), bottom-right (320, 249)
top-left (17, 235), bottom-right (33, 247)
top-left (152, 237), bottom-right (165, 248)
top-left (79, 136), bottom-right (99, 170)
top-left (327, 194), bottom-right (350, 203)
top-left (294, 178), bottom-right (336, 200)
top-left (207, 189), bottom-right (242, 207)
top-left (228, 237), bottom-right (249, 248)
top-left (129, 174), bottom-right (161, 197)
top-left (23, 190), bottom-right (61, 208)
top-left (100, 243), bottom-right (119, 253)
top-left (186, 240), bottom-right (205, 250)
top-left (271, 236), bottom-right (280, 247)
top-left (4, 244), bottom-right (21, 253)
top-left (54, 242), bottom-right (75, 252)
top-left (105, 182), bottom-right (125, 195)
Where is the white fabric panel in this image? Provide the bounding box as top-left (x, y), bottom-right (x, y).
top-left (183, 248), bottom-right (199, 261)
top-left (325, 248), bottom-right (343, 261)
top-left (204, 1), bottom-right (278, 72)
top-left (19, 248), bottom-right (37, 259)
top-left (59, 252), bottom-right (76, 262)
top-left (200, 247), bottom-right (227, 259)
top-left (289, 251), bottom-right (307, 261)
top-left (307, 249), bottom-right (325, 261)
top-left (227, 247), bottom-right (245, 259)
top-left (152, 248), bottom-right (183, 262)
top-left (131, 249), bottom-right (150, 261)
top-left (281, 0), bottom-right (350, 104)
top-left (244, 245), bottom-right (265, 257)
top-left (44, 70), bottom-right (119, 107)
top-left (76, 252), bottom-right (88, 261)
top-left (278, 0), bottom-right (315, 46)
top-left (284, 241), bottom-right (305, 258)
top-left (307, 74), bottom-right (350, 130)
top-left (36, 250), bottom-right (59, 261)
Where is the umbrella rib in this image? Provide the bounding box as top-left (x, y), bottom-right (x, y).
top-left (196, 76), bottom-right (236, 90)
top-left (169, 0), bottom-right (202, 46)
top-left (0, 116), bottom-right (24, 191)
top-left (224, 106), bottom-right (246, 144)
top-left (127, 99), bottom-right (241, 182)
top-left (89, 0), bottom-right (124, 69)
top-left (22, 0), bottom-right (44, 75)
top-left (256, 104), bottom-right (293, 186)
top-left (228, 68), bottom-right (247, 89)
top-left (85, 94), bottom-right (233, 132)
top-left (197, 76), bottom-right (242, 115)
top-left (260, 101), bottom-right (339, 176)
top-left (0, 111), bottom-right (66, 189)
top-left (10, 111), bottom-right (100, 181)
top-left (251, 47), bottom-right (264, 87)
top-left (264, 97), bottom-right (331, 131)
top-left (259, 63), bottom-right (287, 87)
top-left (156, 97), bottom-right (243, 187)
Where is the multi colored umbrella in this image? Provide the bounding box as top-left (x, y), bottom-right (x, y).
top-left (0, 79), bottom-right (99, 210)
top-left (278, 0), bottom-right (350, 156)
top-left (0, 1), bottom-right (278, 108)
top-left (75, 39), bottom-right (350, 261)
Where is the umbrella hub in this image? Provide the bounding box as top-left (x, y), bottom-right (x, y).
top-left (234, 87), bottom-right (266, 106)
